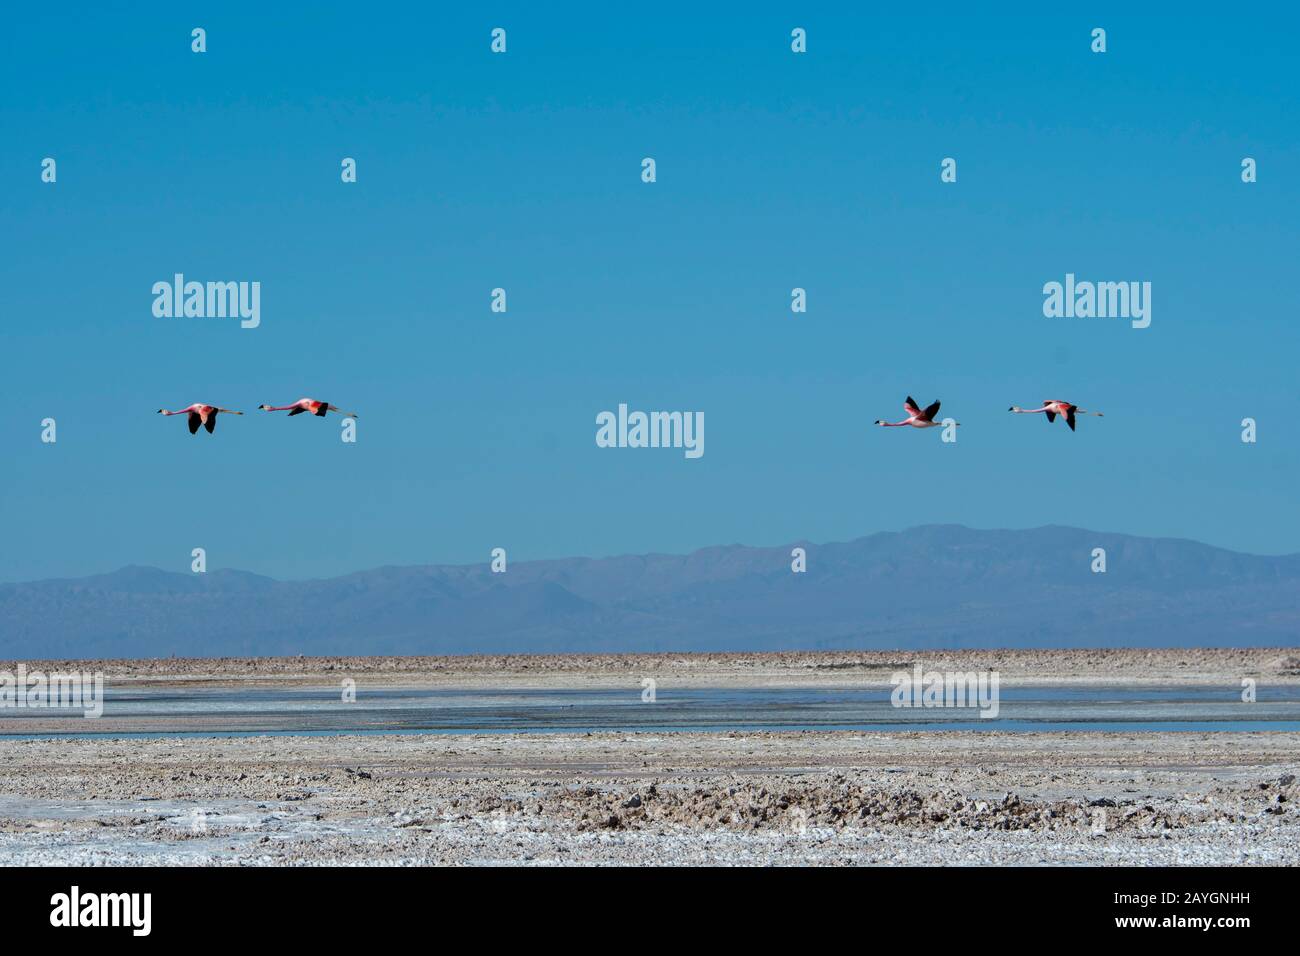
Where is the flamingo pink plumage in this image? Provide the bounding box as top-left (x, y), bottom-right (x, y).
top-left (258, 398), bottom-right (358, 418)
top-left (156, 404), bottom-right (243, 435)
top-left (874, 396), bottom-right (957, 429)
top-left (1008, 400), bottom-right (1103, 432)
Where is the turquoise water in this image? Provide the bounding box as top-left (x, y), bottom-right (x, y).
top-left (3, 684), bottom-right (1299, 737)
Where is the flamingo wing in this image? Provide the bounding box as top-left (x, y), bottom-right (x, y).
top-left (1065, 407), bottom-right (1077, 431)
top-left (204, 414), bottom-right (217, 434)
top-left (921, 400), bottom-right (941, 422)
top-left (187, 412), bottom-right (201, 434)
top-left (288, 407), bottom-right (306, 416)
top-left (904, 396), bottom-right (921, 417)
top-left (313, 402), bottom-right (330, 417)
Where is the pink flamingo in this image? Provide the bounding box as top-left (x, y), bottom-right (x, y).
top-left (156, 404), bottom-right (243, 435)
top-left (258, 398), bottom-right (358, 418)
top-left (1008, 400), bottom-right (1103, 432)
top-left (875, 396), bottom-right (957, 429)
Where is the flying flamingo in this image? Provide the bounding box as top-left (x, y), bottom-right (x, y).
top-left (258, 398), bottom-right (358, 418)
top-left (156, 404), bottom-right (243, 435)
top-left (1008, 400), bottom-right (1103, 432)
top-left (874, 396), bottom-right (957, 429)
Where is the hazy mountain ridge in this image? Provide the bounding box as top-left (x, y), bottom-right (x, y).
top-left (2, 525), bottom-right (1297, 658)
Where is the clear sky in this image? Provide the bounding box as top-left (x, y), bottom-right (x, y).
top-left (2, 4), bottom-right (1297, 583)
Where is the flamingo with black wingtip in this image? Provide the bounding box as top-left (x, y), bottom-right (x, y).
top-left (1008, 400), bottom-right (1103, 432)
top-left (258, 398), bottom-right (358, 418)
top-left (874, 396), bottom-right (957, 429)
top-left (156, 404), bottom-right (243, 435)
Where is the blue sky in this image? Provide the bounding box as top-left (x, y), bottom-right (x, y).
top-left (2, 4), bottom-right (1297, 582)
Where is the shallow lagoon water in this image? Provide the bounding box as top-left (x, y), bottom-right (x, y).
top-left (4, 684), bottom-right (1300, 737)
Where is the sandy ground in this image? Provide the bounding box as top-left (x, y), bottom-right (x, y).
top-left (2, 650), bottom-right (1298, 865)
top-left (7, 647), bottom-right (1300, 688)
top-left (0, 731), bottom-right (1296, 865)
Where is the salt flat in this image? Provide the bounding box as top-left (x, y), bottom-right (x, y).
top-left (1, 730), bottom-right (1296, 865)
top-left (2, 649), bottom-right (1298, 865)
top-left (7, 647), bottom-right (1299, 688)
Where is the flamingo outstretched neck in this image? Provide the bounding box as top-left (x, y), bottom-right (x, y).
top-left (156, 404), bottom-right (242, 435)
top-left (874, 395), bottom-right (955, 429)
top-left (1008, 400), bottom-right (1103, 432)
top-left (259, 398), bottom-right (358, 418)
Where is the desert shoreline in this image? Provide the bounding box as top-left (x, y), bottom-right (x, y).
top-left (4, 647), bottom-right (1298, 688)
top-left (1, 729), bottom-right (1297, 866)
top-left (2, 648), bottom-right (1298, 865)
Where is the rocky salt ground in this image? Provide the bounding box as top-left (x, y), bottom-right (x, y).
top-left (6, 647), bottom-right (1300, 688)
top-left (1, 731), bottom-right (1297, 865)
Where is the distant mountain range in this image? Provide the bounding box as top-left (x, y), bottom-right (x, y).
top-left (2, 525), bottom-right (1297, 658)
